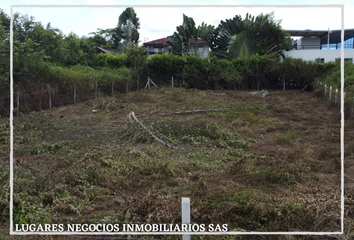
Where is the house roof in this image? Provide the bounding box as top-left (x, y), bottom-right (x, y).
top-left (285, 29), bottom-right (354, 45)
top-left (143, 37), bottom-right (169, 46)
top-left (96, 46), bottom-right (115, 55)
top-left (143, 37), bottom-right (207, 47)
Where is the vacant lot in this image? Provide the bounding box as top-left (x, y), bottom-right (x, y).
top-left (0, 88), bottom-right (353, 240)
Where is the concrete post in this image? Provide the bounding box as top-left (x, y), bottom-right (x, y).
top-left (182, 198), bottom-right (190, 240)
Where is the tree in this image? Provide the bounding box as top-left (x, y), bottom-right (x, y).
top-left (0, 9), bottom-right (10, 92)
top-left (168, 14), bottom-right (215, 57)
top-left (212, 12), bottom-right (292, 60)
top-left (111, 7), bottom-right (140, 52)
top-left (125, 42), bottom-right (147, 90)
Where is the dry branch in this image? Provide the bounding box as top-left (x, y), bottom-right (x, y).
top-left (156, 108), bottom-right (228, 116)
top-left (128, 112), bottom-right (178, 149)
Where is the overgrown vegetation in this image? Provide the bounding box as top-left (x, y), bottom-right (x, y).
top-left (3, 8), bottom-right (351, 117)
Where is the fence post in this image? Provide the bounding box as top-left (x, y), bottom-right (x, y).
top-left (95, 81), bottom-right (97, 98)
top-left (48, 87), bottom-right (52, 109)
top-left (181, 197), bottom-right (190, 240)
top-left (172, 77), bottom-right (174, 88)
top-left (16, 89), bottom-right (20, 116)
top-left (329, 86), bottom-right (332, 101)
top-left (74, 85), bottom-right (76, 104)
top-left (283, 79), bottom-right (285, 91)
top-left (324, 84), bottom-right (327, 94)
top-left (335, 89), bottom-right (338, 105)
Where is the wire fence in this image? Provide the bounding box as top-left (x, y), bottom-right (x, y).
top-left (316, 81), bottom-right (354, 119)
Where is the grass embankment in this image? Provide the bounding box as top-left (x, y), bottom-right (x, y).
top-left (0, 88), bottom-right (352, 240)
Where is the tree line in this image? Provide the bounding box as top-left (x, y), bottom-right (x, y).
top-left (0, 7), bottom-right (351, 117)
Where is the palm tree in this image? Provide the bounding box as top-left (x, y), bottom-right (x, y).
top-left (45, 22), bottom-right (61, 35)
top-left (118, 7), bottom-right (140, 50)
top-left (212, 12), bottom-right (292, 60)
top-left (168, 14), bottom-right (215, 57)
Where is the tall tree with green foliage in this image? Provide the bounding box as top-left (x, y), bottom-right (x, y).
top-left (0, 9), bottom-right (10, 92)
top-left (111, 7), bottom-right (140, 52)
top-left (125, 42), bottom-right (147, 90)
top-left (212, 12), bottom-right (292, 60)
top-left (168, 14), bottom-right (214, 56)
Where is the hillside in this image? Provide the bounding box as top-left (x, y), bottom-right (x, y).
top-left (0, 88), bottom-right (353, 240)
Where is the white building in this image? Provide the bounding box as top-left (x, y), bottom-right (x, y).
top-left (284, 29), bottom-right (354, 63)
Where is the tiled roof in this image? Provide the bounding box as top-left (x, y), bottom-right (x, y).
top-left (143, 37), bottom-right (169, 46)
top-left (97, 46), bottom-right (115, 55)
top-left (143, 37), bottom-right (207, 46)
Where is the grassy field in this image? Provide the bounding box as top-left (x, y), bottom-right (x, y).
top-left (0, 88), bottom-right (353, 240)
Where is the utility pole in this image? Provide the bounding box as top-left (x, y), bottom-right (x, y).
top-left (327, 28), bottom-right (332, 50)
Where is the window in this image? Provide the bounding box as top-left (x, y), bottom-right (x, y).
top-left (316, 58), bottom-right (325, 63)
top-left (344, 58), bottom-right (353, 63)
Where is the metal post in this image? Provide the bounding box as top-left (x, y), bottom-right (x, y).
top-left (327, 28), bottom-right (331, 50)
top-left (335, 89), bottom-right (338, 105)
top-left (172, 77), bottom-right (174, 88)
top-left (325, 84), bottom-right (327, 94)
top-left (283, 79), bottom-right (285, 91)
top-left (329, 86), bottom-right (332, 101)
top-left (181, 198), bottom-right (190, 240)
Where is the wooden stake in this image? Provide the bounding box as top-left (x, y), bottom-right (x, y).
top-left (74, 86), bottom-right (76, 104)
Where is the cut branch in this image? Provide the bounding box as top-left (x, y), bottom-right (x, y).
top-left (128, 112), bottom-right (178, 149)
top-left (156, 108), bottom-right (228, 116)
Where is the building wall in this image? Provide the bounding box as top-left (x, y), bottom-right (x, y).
top-left (295, 37), bottom-right (321, 50)
top-left (188, 44), bottom-right (209, 58)
top-left (284, 49), bottom-right (354, 63)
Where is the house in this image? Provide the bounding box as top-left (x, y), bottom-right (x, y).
top-left (284, 29), bottom-right (354, 63)
top-left (96, 46), bottom-right (115, 55)
top-left (143, 37), bottom-right (209, 58)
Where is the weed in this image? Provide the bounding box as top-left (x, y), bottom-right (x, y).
top-left (274, 129), bottom-right (303, 145)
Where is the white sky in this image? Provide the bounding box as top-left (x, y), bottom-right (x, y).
top-left (1, 0), bottom-right (353, 43)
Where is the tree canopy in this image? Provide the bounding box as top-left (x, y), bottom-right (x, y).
top-left (211, 12), bottom-right (293, 60)
top-left (167, 14), bottom-right (215, 56)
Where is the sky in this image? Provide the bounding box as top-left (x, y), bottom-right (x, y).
top-left (1, 0), bottom-right (353, 43)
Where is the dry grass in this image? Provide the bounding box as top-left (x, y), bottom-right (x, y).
top-left (0, 88), bottom-right (352, 240)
